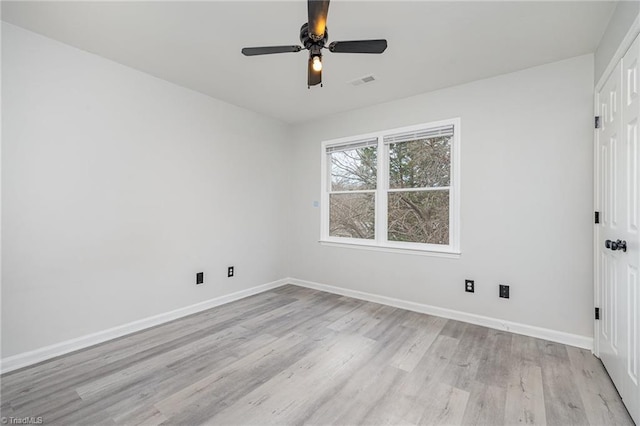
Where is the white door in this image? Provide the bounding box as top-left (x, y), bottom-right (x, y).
top-left (596, 33), bottom-right (640, 424)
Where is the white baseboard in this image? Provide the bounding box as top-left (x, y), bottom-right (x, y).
top-left (0, 279), bottom-right (289, 374)
top-left (288, 278), bottom-right (593, 350)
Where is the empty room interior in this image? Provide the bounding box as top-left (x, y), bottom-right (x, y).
top-left (1, 0), bottom-right (640, 425)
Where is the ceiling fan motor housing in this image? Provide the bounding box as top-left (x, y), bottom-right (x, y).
top-left (300, 22), bottom-right (327, 54)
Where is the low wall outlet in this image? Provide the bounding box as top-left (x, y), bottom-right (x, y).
top-left (228, 266), bottom-right (234, 278)
top-left (196, 272), bottom-right (204, 285)
top-left (499, 284), bottom-right (510, 299)
top-left (465, 280), bottom-right (474, 293)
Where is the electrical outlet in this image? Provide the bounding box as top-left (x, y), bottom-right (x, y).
top-left (227, 266), bottom-right (234, 278)
top-left (465, 279), bottom-right (474, 293)
top-left (499, 284), bottom-right (510, 299)
top-left (196, 272), bottom-right (204, 285)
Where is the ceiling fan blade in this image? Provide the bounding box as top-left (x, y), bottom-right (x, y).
top-left (308, 57), bottom-right (322, 87)
top-left (308, 0), bottom-right (330, 39)
top-left (328, 39), bottom-right (388, 54)
top-left (241, 45), bottom-right (302, 56)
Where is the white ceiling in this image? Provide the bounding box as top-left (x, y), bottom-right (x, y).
top-left (2, 1), bottom-right (615, 124)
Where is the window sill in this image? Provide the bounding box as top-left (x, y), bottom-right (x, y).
top-left (318, 240), bottom-right (461, 258)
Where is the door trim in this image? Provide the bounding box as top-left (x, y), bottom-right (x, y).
top-left (595, 14), bottom-right (640, 92)
top-left (594, 90), bottom-right (600, 356)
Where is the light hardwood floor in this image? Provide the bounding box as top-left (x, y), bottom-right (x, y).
top-left (0, 285), bottom-right (634, 425)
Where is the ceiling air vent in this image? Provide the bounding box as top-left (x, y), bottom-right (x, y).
top-left (349, 74), bottom-right (376, 86)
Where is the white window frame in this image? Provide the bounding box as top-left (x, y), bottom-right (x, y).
top-left (320, 118), bottom-right (461, 257)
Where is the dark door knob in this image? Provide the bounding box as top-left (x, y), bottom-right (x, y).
top-left (605, 239), bottom-right (627, 252)
top-left (617, 240), bottom-right (627, 252)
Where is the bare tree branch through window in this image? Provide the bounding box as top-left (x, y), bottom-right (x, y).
top-left (323, 120), bottom-right (458, 251)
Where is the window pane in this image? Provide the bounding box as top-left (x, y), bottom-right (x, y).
top-left (330, 193), bottom-right (375, 239)
top-left (388, 136), bottom-right (451, 189)
top-left (330, 146), bottom-right (377, 191)
top-left (388, 190), bottom-right (449, 244)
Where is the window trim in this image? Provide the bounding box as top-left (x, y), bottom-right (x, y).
top-left (320, 118), bottom-right (461, 255)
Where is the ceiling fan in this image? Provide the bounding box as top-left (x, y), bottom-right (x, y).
top-left (241, 0), bottom-right (387, 88)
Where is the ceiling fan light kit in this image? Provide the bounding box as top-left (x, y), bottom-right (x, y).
top-left (241, 0), bottom-right (387, 88)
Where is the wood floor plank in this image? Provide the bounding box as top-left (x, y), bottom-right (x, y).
top-left (111, 333), bottom-right (279, 425)
top-left (439, 323), bottom-right (489, 392)
top-left (461, 381), bottom-right (507, 425)
top-left (0, 399), bottom-right (15, 420)
top-left (389, 315), bottom-right (447, 372)
top-left (202, 332), bottom-right (377, 425)
top-left (418, 382), bottom-right (470, 425)
top-left (326, 299), bottom-right (388, 335)
top-left (362, 334), bottom-right (461, 424)
top-left (474, 328), bottom-right (513, 389)
top-left (1, 285), bottom-right (634, 426)
top-left (7, 322), bottom-right (247, 409)
top-left (364, 306), bottom-right (406, 341)
top-left (122, 406), bottom-right (167, 426)
top-left (153, 331), bottom-right (313, 421)
top-left (539, 340), bottom-right (590, 425)
top-left (8, 388), bottom-right (84, 419)
top-left (245, 293), bottom-right (360, 338)
top-left (300, 324), bottom-right (416, 425)
top-left (439, 318), bottom-right (469, 339)
top-left (566, 346), bottom-right (634, 425)
top-left (510, 333), bottom-right (544, 367)
top-left (75, 325), bottom-right (249, 400)
top-left (504, 362), bottom-right (546, 425)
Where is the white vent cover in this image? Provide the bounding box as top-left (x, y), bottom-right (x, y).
top-left (348, 74), bottom-right (376, 86)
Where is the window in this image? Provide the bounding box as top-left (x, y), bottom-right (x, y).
top-left (321, 118), bottom-right (460, 255)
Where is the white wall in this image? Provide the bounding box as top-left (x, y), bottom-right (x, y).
top-left (289, 55), bottom-right (595, 339)
top-left (594, 0), bottom-right (640, 84)
top-left (1, 24), bottom-right (290, 357)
